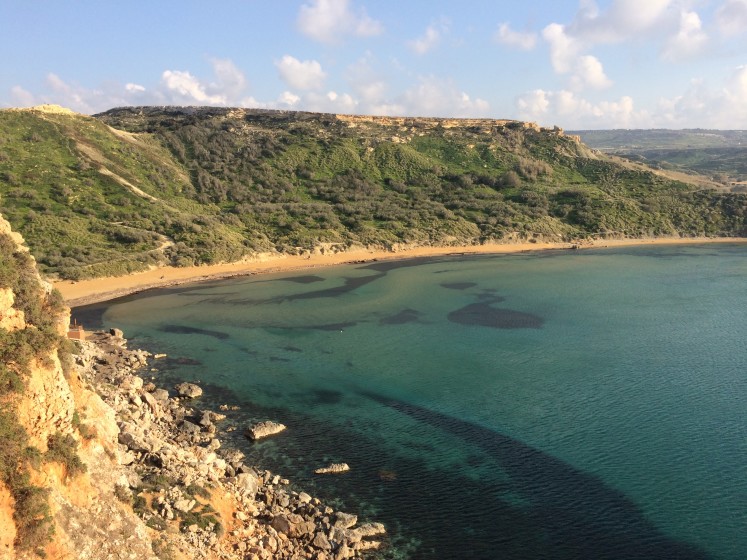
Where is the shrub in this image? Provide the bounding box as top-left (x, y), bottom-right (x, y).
top-left (45, 433), bottom-right (86, 478)
top-left (12, 484), bottom-right (54, 554)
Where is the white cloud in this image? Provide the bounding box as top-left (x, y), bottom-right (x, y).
top-left (304, 90), bottom-right (359, 113)
top-left (516, 89), bottom-right (550, 117)
top-left (275, 55), bottom-right (327, 91)
top-left (716, 0), bottom-right (747, 36)
top-left (570, 0), bottom-right (672, 43)
top-left (542, 25), bottom-right (611, 91)
top-left (125, 83), bottom-right (146, 93)
top-left (494, 23), bottom-right (537, 50)
top-left (408, 21), bottom-right (448, 55)
top-left (661, 10), bottom-right (708, 61)
top-left (159, 59), bottom-right (250, 106)
top-left (9, 85), bottom-right (36, 107)
top-left (345, 53), bottom-right (388, 103)
top-left (278, 91), bottom-right (301, 106)
top-left (516, 88), bottom-right (647, 128)
top-left (542, 23), bottom-right (581, 74)
top-left (161, 70), bottom-right (227, 104)
top-left (397, 76), bottom-right (489, 117)
top-left (571, 55), bottom-right (612, 90)
top-left (657, 66), bottom-right (747, 127)
top-left (297, 0), bottom-right (383, 44)
top-left (515, 64), bottom-right (747, 129)
top-left (209, 58), bottom-right (248, 98)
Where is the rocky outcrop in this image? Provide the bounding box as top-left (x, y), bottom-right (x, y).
top-left (175, 381), bottom-right (203, 398)
top-left (75, 331), bottom-right (386, 559)
top-left (245, 420), bottom-right (287, 440)
top-left (315, 463), bottom-right (351, 475)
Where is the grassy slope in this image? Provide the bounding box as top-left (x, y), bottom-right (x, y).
top-left (1, 106), bottom-right (746, 280)
top-left (572, 129), bottom-right (747, 184)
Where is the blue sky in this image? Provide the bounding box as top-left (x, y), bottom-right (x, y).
top-left (4, 0), bottom-right (747, 129)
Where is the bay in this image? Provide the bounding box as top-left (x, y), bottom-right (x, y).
top-left (75, 244), bottom-right (747, 559)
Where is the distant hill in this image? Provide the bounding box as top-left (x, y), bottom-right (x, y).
top-left (0, 105), bottom-right (745, 280)
top-left (571, 129), bottom-right (747, 187)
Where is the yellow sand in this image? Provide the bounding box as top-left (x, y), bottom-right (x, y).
top-left (55, 237), bottom-right (747, 307)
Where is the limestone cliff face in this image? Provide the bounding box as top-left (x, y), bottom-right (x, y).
top-left (0, 215), bottom-right (155, 560)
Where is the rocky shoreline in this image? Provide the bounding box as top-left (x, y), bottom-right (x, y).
top-left (76, 329), bottom-right (386, 559)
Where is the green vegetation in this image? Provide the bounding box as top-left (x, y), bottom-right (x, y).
top-left (132, 476), bottom-right (223, 536)
top-left (0, 408), bottom-right (54, 555)
top-left (44, 433), bottom-right (86, 479)
top-left (0, 231), bottom-right (76, 555)
top-left (1, 107), bottom-right (747, 280)
top-left (572, 128), bottom-right (747, 186)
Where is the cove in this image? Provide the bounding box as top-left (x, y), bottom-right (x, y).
top-left (74, 244), bottom-right (747, 559)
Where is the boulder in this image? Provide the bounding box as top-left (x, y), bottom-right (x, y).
top-left (151, 388), bottom-right (170, 402)
top-left (199, 410), bottom-right (226, 426)
top-left (118, 424), bottom-right (161, 453)
top-left (175, 382), bottom-right (203, 398)
top-left (346, 522), bottom-right (386, 544)
top-left (110, 327), bottom-right (124, 338)
top-left (173, 498), bottom-right (196, 513)
top-left (271, 513), bottom-right (314, 538)
top-left (334, 512), bottom-right (357, 529)
top-left (121, 375), bottom-right (146, 394)
top-left (298, 492), bottom-right (312, 504)
top-left (313, 531), bottom-right (332, 551)
top-left (140, 390), bottom-right (161, 419)
top-left (234, 472), bottom-right (259, 498)
top-left (245, 420), bottom-right (286, 440)
top-left (314, 463), bottom-right (350, 475)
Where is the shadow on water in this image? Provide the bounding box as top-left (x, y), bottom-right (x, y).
top-left (157, 324), bottom-right (230, 340)
top-left (448, 302), bottom-right (543, 329)
top-left (379, 308), bottom-right (422, 325)
top-left (440, 281), bottom-right (478, 290)
top-left (363, 392), bottom-right (711, 560)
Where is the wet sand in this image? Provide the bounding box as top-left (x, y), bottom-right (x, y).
top-left (55, 237), bottom-right (747, 307)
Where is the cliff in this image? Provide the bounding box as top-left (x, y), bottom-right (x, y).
top-left (0, 214), bottom-right (386, 559)
top-left (0, 214), bottom-right (156, 559)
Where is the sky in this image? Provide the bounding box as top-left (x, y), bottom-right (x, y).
top-left (4, 0), bottom-right (747, 129)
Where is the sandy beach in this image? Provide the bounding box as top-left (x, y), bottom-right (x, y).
top-left (55, 237), bottom-right (747, 307)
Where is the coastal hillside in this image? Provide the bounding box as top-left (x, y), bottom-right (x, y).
top-left (0, 214), bottom-right (156, 559)
top-left (1, 105), bottom-right (746, 280)
top-left (572, 129), bottom-right (747, 186)
top-left (0, 214), bottom-right (387, 559)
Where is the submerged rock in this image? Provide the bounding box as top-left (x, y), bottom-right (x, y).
top-left (175, 382), bottom-right (203, 398)
top-left (245, 420), bottom-right (287, 440)
top-left (314, 463), bottom-right (350, 475)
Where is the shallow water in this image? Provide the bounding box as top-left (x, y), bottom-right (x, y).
top-left (75, 245), bottom-right (747, 559)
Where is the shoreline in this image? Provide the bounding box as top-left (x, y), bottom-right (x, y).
top-left (55, 236), bottom-right (747, 307)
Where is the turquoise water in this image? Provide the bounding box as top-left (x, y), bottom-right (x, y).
top-left (75, 245), bottom-right (747, 559)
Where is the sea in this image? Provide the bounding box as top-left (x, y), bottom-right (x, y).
top-left (74, 243), bottom-right (747, 560)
